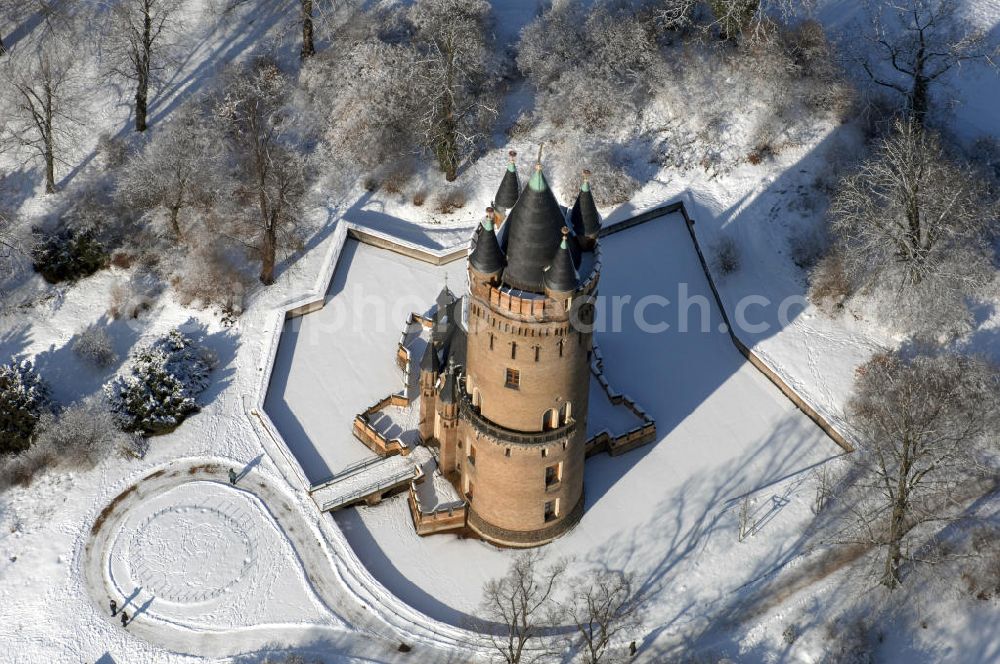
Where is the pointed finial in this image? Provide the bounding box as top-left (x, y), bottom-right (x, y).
top-left (560, 226), bottom-right (569, 249)
top-left (581, 169), bottom-right (591, 193)
top-left (536, 143), bottom-right (544, 165)
top-left (483, 208), bottom-right (495, 231)
top-left (506, 150), bottom-right (517, 173)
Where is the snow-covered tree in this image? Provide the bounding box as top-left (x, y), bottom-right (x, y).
top-left (827, 120), bottom-right (995, 335)
top-left (841, 350), bottom-right (1000, 589)
top-left (0, 35), bottom-right (85, 193)
top-left (105, 329), bottom-right (213, 435)
top-left (517, 3), bottom-right (654, 132)
top-left (0, 360), bottom-right (52, 455)
top-left (478, 549), bottom-right (565, 664)
top-left (312, 39), bottom-right (422, 173)
top-left (117, 103), bottom-right (224, 240)
top-left (32, 227), bottom-right (110, 283)
top-left (858, 0), bottom-right (998, 124)
top-left (560, 570), bottom-right (642, 664)
top-left (103, 0), bottom-right (183, 132)
top-left (408, 0), bottom-right (498, 181)
top-left (216, 61), bottom-right (306, 285)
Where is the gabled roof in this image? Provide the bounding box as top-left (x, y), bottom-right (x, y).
top-left (501, 163), bottom-right (567, 293)
top-left (469, 213), bottom-right (506, 275)
top-left (494, 151), bottom-right (520, 210)
top-left (543, 229), bottom-right (579, 293)
top-left (569, 170), bottom-right (601, 238)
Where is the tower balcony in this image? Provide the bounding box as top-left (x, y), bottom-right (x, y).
top-left (459, 391), bottom-right (576, 446)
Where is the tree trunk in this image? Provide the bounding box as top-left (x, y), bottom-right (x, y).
top-left (437, 55), bottom-right (458, 181)
top-left (135, 77), bottom-right (149, 132)
top-left (300, 0), bottom-right (315, 60)
top-left (260, 223), bottom-right (277, 284)
top-left (168, 203), bottom-right (182, 240)
top-left (135, 3), bottom-right (152, 132)
top-left (882, 439), bottom-right (913, 589)
top-left (909, 75), bottom-right (929, 127)
top-left (44, 82), bottom-right (56, 194)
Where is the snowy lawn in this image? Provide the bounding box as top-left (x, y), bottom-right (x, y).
top-left (264, 240), bottom-right (469, 483)
top-left (328, 214), bottom-right (844, 634)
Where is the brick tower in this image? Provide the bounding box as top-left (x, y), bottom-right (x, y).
top-left (454, 160), bottom-right (601, 547)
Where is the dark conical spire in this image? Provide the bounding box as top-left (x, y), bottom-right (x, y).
top-left (420, 341), bottom-right (439, 374)
top-left (469, 209), bottom-right (506, 276)
top-left (570, 169), bottom-right (601, 238)
top-left (544, 228), bottom-right (579, 294)
top-left (501, 161), bottom-right (567, 293)
top-left (439, 359), bottom-right (457, 404)
top-left (494, 150), bottom-right (520, 210)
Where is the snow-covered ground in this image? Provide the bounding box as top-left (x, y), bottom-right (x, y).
top-left (1, 0), bottom-right (998, 661)
top-left (332, 215), bottom-right (843, 633)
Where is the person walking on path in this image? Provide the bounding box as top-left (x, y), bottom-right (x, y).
top-left (120, 611), bottom-right (129, 628)
top-left (109, 599), bottom-right (117, 616)
top-left (228, 468), bottom-right (238, 485)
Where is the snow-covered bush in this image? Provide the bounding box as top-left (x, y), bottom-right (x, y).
top-left (33, 397), bottom-right (131, 467)
top-left (172, 243), bottom-right (254, 317)
top-left (31, 227), bottom-right (110, 284)
top-left (0, 360), bottom-right (52, 455)
top-left (73, 324), bottom-right (118, 368)
top-left (105, 329), bottom-right (214, 435)
top-left (808, 252), bottom-right (850, 312)
top-left (711, 236), bottom-right (741, 276)
top-left (959, 525), bottom-right (1000, 601)
top-left (433, 188), bottom-right (467, 214)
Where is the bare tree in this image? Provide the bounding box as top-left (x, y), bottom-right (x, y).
top-left (300, 0), bottom-right (315, 59)
top-left (117, 103), bottom-right (223, 240)
top-left (0, 37), bottom-right (85, 193)
top-left (561, 570), bottom-right (642, 664)
top-left (104, 0), bottom-right (182, 132)
top-left (827, 120), bottom-right (995, 334)
top-left (478, 550), bottom-right (566, 664)
top-left (859, 0), bottom-right (997, 124)
top-left (217, 61), bottom-right (306, 285)
top-left (841, 350), bottom-right (1000, 589)
top-left (408, 0), bottom-right (497, 181)
top-left (653, 0), bottom-right (810, 46)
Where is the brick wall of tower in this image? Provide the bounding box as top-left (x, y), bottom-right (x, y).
top-left (457, 417), bottom-right (586, 545)
top-left (456, 266), bottom-right (597, 545)
top-left (464, 294), bottom-right (592, 434)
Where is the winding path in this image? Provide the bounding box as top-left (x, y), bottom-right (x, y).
top-left (81, 457), bottom-right (481, 662)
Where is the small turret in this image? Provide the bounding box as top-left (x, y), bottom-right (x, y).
top-left (570, 169), bottom-right (601, 249)
top-left (469, 210), bottom-right (506, 279)
top-left (420, 341), bottom-right (440, 375)
top-left (544, 227), bottom-right (579, 295)
top-left (494, 150), bottom-right (520, 211)
top-left (439, 359), bottom-right (458, 404)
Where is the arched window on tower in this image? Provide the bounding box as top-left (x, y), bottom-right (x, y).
top-left (510, 341), bottom-right (517, 360)
top-left (542, 408), bottom-right (558, 431)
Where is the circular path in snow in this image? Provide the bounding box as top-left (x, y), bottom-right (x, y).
top-left (81, 459), bottom-right (477, 662)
